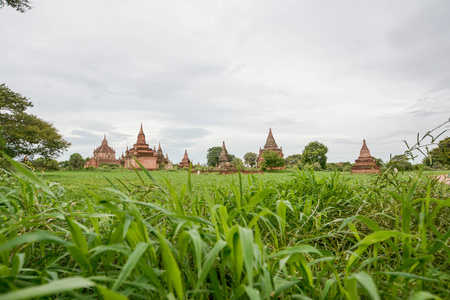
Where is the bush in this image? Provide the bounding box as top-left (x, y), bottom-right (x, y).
top-left (33, 157), bottom-right (60, 171)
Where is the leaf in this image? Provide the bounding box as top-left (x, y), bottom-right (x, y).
top-left (0, 277), bottom-right (95, 300)
top-left (0, 231), bottom-right (72, 253)
top-left (159, 237), bottom-right (184, 299)
top-left (352, 272), bottom-right (380, 300)
top-left (112, 242), bottom-right (149, 291)
top-left (97, 285), bottom-right (129, 300)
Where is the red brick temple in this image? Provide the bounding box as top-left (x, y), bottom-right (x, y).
top-left (84, 134), bottom-right (120, 168)
top-left (257, 128), bottom-right (284, 167)
top-left (351, 140), bottom-right (380, 174)
top-left (123, 124), bottom-right (170, 170)
top-left (179, 149), bottom-right (191, 168)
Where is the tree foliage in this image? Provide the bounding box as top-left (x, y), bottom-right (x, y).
top-left (0, 0), bottom-right (31, 12)
top-left (68, 153), bottom-right (85, 170)
top-left (206, 146), bottom-right (221, 167)
top-left (260, 151), bottom-right (285, 170)
top-left (33, 157), bottom-right (59, 171)
top-left (301, 141), bottom-right (328, 169)
top-left (285, 154), bottom-right (302, 165)
top-left (0, 83), bottom-right (70, 159)
top-left (243, 152), bottom-right (257, 168)
top-left (232, 157), bottom-right (244, 169)
top-left (426, 137), bottom-right (449, 167)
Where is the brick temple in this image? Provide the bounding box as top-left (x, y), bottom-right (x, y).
top-left (123, 124), bottom-right (171, 170)
top-left (84, 134), bottom-right (120, 168)
top-left (257, 128), bottom-right (284, 166)
top-left (179, 149), bottom-right (191, 168)
top-left (351, 140), bottom-right (380, 174)
top-left (216, 141), bottom-right (236, 170)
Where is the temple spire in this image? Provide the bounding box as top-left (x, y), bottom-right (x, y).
top-left (264, 128), bottom-right (278, 148)
top-left (136, 124), bottom-right (146, 144)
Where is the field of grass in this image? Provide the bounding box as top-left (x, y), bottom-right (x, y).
top-left (1, 162), bottom-right (449, 299)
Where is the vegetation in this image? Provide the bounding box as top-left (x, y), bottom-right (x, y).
top-left (206, 147), bottom-right (221, 167)
top-left (0, 83), bottom-right (70, 159)
top-left (0, 0), bottom-right (31, 12)
top-left (0, 156), bottom-right (448, 299)
top-left (260, 150), bottom-right (285, 170)
top-left (301, 141), bottom-right (328, 169)
top-left (423, 137), bottom-right (449, 168)
top-left (243, 152), bottom-right (257, 168)
top-left (285, 154), bottom-right (302, 166)
top-left (68, 153), bottom-right (85, 170)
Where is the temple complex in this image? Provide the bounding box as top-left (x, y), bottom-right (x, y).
top-left (179, 149), bottom-right (191, 168)
top-left (257, 128), bottom-right (284, 166)
top-left (351, 140), bottom-right (380, 174)
top-left (123, 124), bottom-right (170, 170)
top-left (84, 134), bottom-right (120, 168)
top-left (216, 141), bottom-right (236, 170)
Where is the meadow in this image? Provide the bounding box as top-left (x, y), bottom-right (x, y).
top-left (0, 162), bottom-right (449, 299)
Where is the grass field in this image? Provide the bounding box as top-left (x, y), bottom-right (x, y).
top-left (1, 164), bottom-right (449, 299)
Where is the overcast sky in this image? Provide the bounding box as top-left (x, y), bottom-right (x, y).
top-left (1, 0), bottom-right (449, 164)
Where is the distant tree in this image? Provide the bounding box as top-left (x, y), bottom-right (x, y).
top-left (232, 158), bottom-right (244, 170)
top-left (68, 153), bottom-right (85, 170)
top-left (373, 157), bottom-right (384, 167)
top-left (285, 154), bottom-right (302, 165)
top-left (206, 147), bottom-right (221, 167)
top-left (0, 0), bottom-right (32, 12)
top-left (427, 137), bottom-right (449, 167)
top-left (260, 151), bottom-right (285, 170)
top-left (301, 141), bottom-right (328, 169)
top-left (244, 152), bottom-right (257, 168)
top-left (228, 154), bottom-right (236, 162)
top-left (33, 157), bottom-right (59, 171)
top-left (389, 155), bottom-right (413, 171)
top-left (0, 83), bottom-right (70, 159)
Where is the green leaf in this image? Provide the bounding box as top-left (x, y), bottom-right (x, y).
top-left (352, 272), bottom-right (380, 300)
top-left (0, 231), bottom-right (72, 253)
top-left (0, 277), bottom-right (95, 300)
top-left (112, 242), bottom-right (149, 291)
top-left (159, 237), bottom-right (184, 299)
top-left (97, 285), bottom-right (129, 300)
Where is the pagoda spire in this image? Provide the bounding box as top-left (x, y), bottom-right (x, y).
top-left (158, 142), bottom-right (162, 151)
top-left (264, 128), bottom-right (278, 148)
top-left (359, 139), bottom-right (371, 158)
top-left (136, 124), bottom-right (146, 144)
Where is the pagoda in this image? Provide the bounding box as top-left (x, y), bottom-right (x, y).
top-left (179, 149), bottom-right (191, 168)
top-left (84, 134), bottom-right (119, 168)
top-left (216, 141), bottom-right (236, 170)
top-left (123, 124), bottom-right (169, 170)
top-left (257, 128), bottom-right (284, 166)
top-left (351, 140), bottom-right (380, 174)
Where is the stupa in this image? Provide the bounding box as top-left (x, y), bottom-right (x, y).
top-left (216, 141), bottom-right (236, 170)
top-left (84, 134), bottom-right (120, 168)
top-left (179, 149), bottom-right (191, 168)
top-left (257, 128), bottom-right (284, 166)
top-left (351, 140), bottom-right (380, 174)
top-left (123, 124), bottom-right (169, 170)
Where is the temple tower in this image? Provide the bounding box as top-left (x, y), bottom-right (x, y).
top-left (179, 149), bottom-right (191, 168)
top-left (257, 128), bottom-right (284, 166)
top-left (84, 134), bottom-right (119, 168)
top-left (351, 140), bottom-right (380, 173)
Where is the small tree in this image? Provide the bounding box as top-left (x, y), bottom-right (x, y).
top-left (33, 157), bottom-right (59, 171)
top-left (232, 157), bottom-right (244, 170)
top-left (206, 147), bottom-right (222, 167)
top-left (285, 154), bottom-right (302, 166)
top-left (260, 151), bottom-right (285, 170)
top-left (301, 141), bottom-right (328, 169)
top-left (427, 137), bottom-right (449, 166)
top-left (68, 153), bottom-right (85, 170)
top-left (244, 152), bottom-right (257, 168)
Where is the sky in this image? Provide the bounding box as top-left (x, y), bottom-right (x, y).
top-left (1, 0), bottom-right (449, 164)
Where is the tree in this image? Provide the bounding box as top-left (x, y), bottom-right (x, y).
top-left (33, 157), bottom-right (59, 171)
top-left (68, 153), bottom-right (85, 170)
top-left (0, 0), bottom-right (31, 12)
top-left (206, 146), bottom-right (222, 167)
top-left (301, 141), bottom-right (328, 169)
top-left (0, 83), bottom-right (70, 159)
top-left (232, 157), bottom-right (244, 170)
top-left (285, 154), bottom-right (302, 165)
top-left (260, 151), bottom-right (285, 170)
top-left (427, 137), bottom-right (449, 167)
top-left (244, 152), bottom-right (257, 168)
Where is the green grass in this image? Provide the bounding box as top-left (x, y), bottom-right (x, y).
top-left (1, 164), bottom-right (449, 299)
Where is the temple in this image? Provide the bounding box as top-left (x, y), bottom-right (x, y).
top-left (84, 134), bottom-right (120, 168)
top-left (216, 141), bottom-right (236, 170)
top-left (123, 124), bottom-right (171, 170)
top-left (179, 149), bottom-right (191, 168)
top-left (351, 140), bottom-right (380, 173)
top-left (257, 128), bottom-right (284, 166)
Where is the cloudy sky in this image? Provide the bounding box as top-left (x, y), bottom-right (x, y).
top-left (1, 0), bottom-right (449, 164)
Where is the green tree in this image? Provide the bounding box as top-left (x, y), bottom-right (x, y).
top-left (285, 154), bottom-right (302, 165)
top-left (232, 157), bottom-right (244, 170)
top-left (68, 153), bottom-right (85, 170)
top-left (0, 0), bottom-right (31, 12)
top-left (244, 152), bottom-right (257, 168)
top-left (301, 141), bottom-right (328, 169)
top-left (33, 157), bottom-right (59, 171)
top-left (0, 83), bottom-right (70, 159)
top-left (427, 137), bottom-right (449, 166)
top-left (260, 151), bottom-right (285, 170)
top-left (206, 146), bottom-right (221, 167)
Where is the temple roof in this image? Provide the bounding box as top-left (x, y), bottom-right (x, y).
top-left (218, 141), bottom-right (230, 163)
top-left (264, 128), bottom-right (278, 148)
top-left (94, 134), bottom-right (115, 154)
top-left (358, 139), bottom-right (372, 158)
top-left (136, 124), bottom-right (146, 145)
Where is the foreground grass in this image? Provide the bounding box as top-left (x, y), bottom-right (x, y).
top-left (0, 164), bottom-right (449, 299)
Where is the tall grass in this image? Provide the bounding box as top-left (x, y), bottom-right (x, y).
top-left (0, 155), bottom-right (449, 299)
